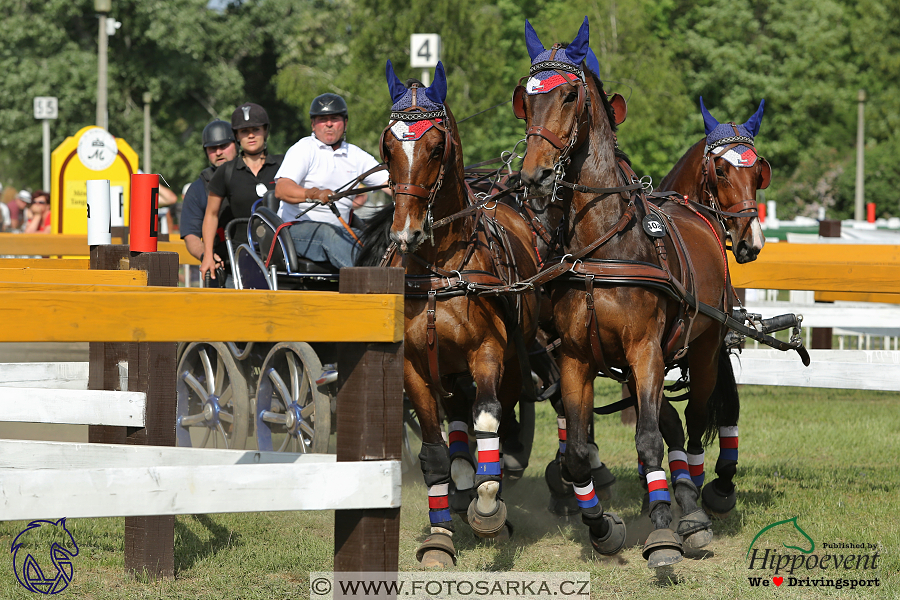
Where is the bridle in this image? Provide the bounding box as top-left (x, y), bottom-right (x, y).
top-left (699, 125), bottom-right (772, 244)
top-left (379, 84), bottom-right (455, 242)
top-left (512, 45), bottom-right (591, 188)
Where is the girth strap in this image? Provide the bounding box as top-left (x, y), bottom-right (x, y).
top-left (585, 275), bottom-right (630, 383)
top-left (426, 290), bottom-right (453, 397)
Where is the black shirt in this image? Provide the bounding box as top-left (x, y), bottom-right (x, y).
top-left (207, 153), bottom-right (284, 245)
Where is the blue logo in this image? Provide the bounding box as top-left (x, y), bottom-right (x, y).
top-left (11, 518), bottom-right (79, 594)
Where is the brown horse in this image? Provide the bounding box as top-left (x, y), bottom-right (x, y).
top-left (659, 99), bottom-right (771, 264)
top-left (515, 18), bottom-right (739, 568)
top-left (377, 60), bottom-right (540, 567)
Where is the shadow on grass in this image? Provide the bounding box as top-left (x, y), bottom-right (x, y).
top-left (174, 514), bottom-right (241, 573)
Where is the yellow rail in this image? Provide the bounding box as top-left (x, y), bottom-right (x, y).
top-left (0, 235), bottom-right (199, 265)
top-left (0, 289), bottom-right (403, 343)
top-left (0, 258), bottom-right (90, 269)
top-left (0, 268), bottom-right (147, 286)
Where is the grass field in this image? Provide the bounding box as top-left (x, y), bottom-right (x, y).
top-left (0, 380), bottom-right (897, 599)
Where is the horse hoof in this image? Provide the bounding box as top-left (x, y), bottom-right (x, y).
top-left (591, 465), bottom-right (616, 501)
top-left (701, 480), bottom-right (736, 519)
top-left (677, 508), bottom-right (713, 549)
top-left (548, 494), bottom-right (581, 517)
top-left (488, 521), bottom-right (514, 543)
top-left (588, 512), bottom-right (626, 555)
top-left (467, 497), bottom-right (508, 538)
top-left (642, 528), bottom-right (683, 569)
top-left (416, 532), bottom-right (457, 568)
top-left (503, 467), bottom-right (525, 488)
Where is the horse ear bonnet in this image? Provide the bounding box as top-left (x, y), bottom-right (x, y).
top-left (566, 17), bottom-right (590, 65)
top-left (743, 99), bottom-right (765, 137)
top-left (424, 61), bottom-right (448, 106)
top-left (385, 60), bottom-right (408, 104)
top-left (699, 97), bottom-right (720, 137)
top-left (525, 19), bottom-right (545, 61)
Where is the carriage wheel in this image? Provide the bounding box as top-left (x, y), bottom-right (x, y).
top-left (176, 342), bottom-right (251, 449)
top-left (256, 342), bottom-right (331, 454)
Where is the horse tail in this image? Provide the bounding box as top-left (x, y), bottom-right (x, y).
top-left (356, 203), bottom-right (395, 266)
top-left (703, 348), bottom-right (740, 445)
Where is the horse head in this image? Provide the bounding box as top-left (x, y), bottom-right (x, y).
top-left (515, 18), bottom-right (597, 197)
top-left (381, 60), bottom-right (459, 253)
top-left (699, 97), bottom-right (771, 263)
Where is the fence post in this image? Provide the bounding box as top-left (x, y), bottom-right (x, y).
top-left (88, 244), bottom-right (131, 444)
top-left (125, 250), bottom-right (179, 579)
top-left (334, 267), bottom-right (404, 573)
top-left (812, 220), bottom-right (841, 349)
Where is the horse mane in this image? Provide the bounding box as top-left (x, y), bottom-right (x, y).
top-left (357, 203), bottom-right (395, 266)
top-left (587, 70), bottom-right (631, 166)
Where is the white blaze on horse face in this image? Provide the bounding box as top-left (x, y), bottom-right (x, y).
top-left (401, 140), bottom-right (416, 169)
top-left (749, 217), bottom-right (765, 253)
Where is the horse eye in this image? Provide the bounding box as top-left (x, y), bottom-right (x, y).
top-left (564, 91), bottom-right (578, 103)
top-left (715, 167), bottom-right (726, 177)
top-left (431, 145), bottom-right (444, 159)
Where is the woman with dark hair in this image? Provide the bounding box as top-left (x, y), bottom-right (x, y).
top-left (24, 190), bottom-right (51, 233)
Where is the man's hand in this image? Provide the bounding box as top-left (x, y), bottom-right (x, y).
top-left (199, 253), bottom-right (224, 280)
top-left (306, 187), bottom-right (335, 204)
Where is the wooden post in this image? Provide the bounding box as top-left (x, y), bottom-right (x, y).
top-left (124, 251), bottom-right (179, 579)
top-left (334, 267), bottom-right (404, 573)
top-left (88, 244), bottom-right (131, 445)
top-left (812, 220), bottom-right (840, 349)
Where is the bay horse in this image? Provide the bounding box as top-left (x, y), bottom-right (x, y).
top-left (375, 60), bottom-right (540, 567)
top-left (659, 98), bottom-right (771, 264)
top-left (514, 18), bottom-right (740, 568)
top-left (651, 99), bottom-right (772, 522)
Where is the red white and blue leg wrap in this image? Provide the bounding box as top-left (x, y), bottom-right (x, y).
top-left (448, 421), bottom-right (471, 461)
top-left (719, 426), bottom-right (738, 463)
top-left (573, 480), bottom-right (599, 510)
top-left (646, 469), bottom-right (671, 511)
top-left (668, 450), bottom-right (691, 487)
top-left (428, 483), bottom-right (452, 527)
top-left (687, 451), bottom-right (705, 488)
top-left (475, 431), bottom-right (501, 483)
top-left (557, 417), bottom-right (567, 454)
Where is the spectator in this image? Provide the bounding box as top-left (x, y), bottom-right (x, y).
top-left (24, 190), bottom-right (51, 234)
top-left (0, 183), bottom-right (9, 231)
top-left (9, 189), bottom-right (31, 231)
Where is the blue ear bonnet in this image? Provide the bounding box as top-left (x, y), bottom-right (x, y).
top-left (706, 123), bottom-right (753, 148)
top-left (531, 47), bottom-right (580, 69)
top-left (391, 90), bottom-right (443, 115)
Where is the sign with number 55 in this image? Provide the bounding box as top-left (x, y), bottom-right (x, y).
top-left (410, 34), bottom-right (441, 68)
top-left (34, 97), bottom-right (58, 120)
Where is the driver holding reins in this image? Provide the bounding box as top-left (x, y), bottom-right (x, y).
top-left (274, 93), bottom-right (390, 270)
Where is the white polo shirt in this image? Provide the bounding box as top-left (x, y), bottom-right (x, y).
top-left (274, 135), bottom-right (386, 226)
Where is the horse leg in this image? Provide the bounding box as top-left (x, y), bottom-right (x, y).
top-left (698, 347), bottom-right (741, 519)
top-left (587, 412), bottom-right (617, 500)
top-left (407, 364), bottom-right (456, 568)
top-left (466, 351), bottom-right (509, 539)
top-left (661, 394), bottom-right (714, 550)
top-left (631, 343), bottom-right (684, 568)
top-left (544, 395), bottom-right (581, 516)
top-left (559, 353), bottom-right (626, 555)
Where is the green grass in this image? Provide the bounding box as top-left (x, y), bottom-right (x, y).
top-left (0, 381), bottom-right (897, 599)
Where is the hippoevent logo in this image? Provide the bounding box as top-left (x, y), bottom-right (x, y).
top-left (746, 516), bottom-right (880, 591)
top-left (11, 518), bottom-right (79, 595)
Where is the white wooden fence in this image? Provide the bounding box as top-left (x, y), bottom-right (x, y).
top-left (0, 362), bottom-right (400, 521)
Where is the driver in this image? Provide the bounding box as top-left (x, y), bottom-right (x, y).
top-left (274, 93), bottom-right (390, 270)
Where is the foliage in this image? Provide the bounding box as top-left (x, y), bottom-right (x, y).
top-left (2, 0), bottom-right (899, 217)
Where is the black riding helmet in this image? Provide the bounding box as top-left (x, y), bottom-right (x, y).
top-left (231, 103), bottom-right (270, 133)
top-left (309, 93), bottom-right (348, 118)
top-left (202, 119), bottom-right (235, 148)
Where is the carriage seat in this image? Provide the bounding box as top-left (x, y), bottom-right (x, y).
top-left (248, 206), bottom-right (336, 275)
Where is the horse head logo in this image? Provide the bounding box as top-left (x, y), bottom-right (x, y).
top-left (746, 516), bottom-right (815, 558)
top-left (11, 518), bottom-right (79, 595)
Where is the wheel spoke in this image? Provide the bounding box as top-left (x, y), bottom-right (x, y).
top-left (217, 423), bottom-right (230, 449)
top-left (299, 403), bottom-right (316, 420)
top-left (267, 369), bottom-right (292, 410)
top-left (299, 421), bottom-right (316, 440)
top-left (219, 410), bottom-right (234, 424)
top-left (219, 385), bottom-right (233, 409)
top-left (214, 352), bottom-right (226, 396)
top-left (261, 411), bottom-right (287, 425)
top-left (287, 352), bottom-right (300, 403)
top-left (278, 433), bottom-right (290, 452)
top-left (183, 372), bottom-right (208, 401)
top-left (199, 427), bottom-right (211, 448)
top-left (199, 348), bottom-right (215, 395)
top-left (179, 413), bottom-right (206, 427)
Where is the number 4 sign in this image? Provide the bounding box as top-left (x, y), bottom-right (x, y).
top-left (410, 34), bottom-right (440, 68)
